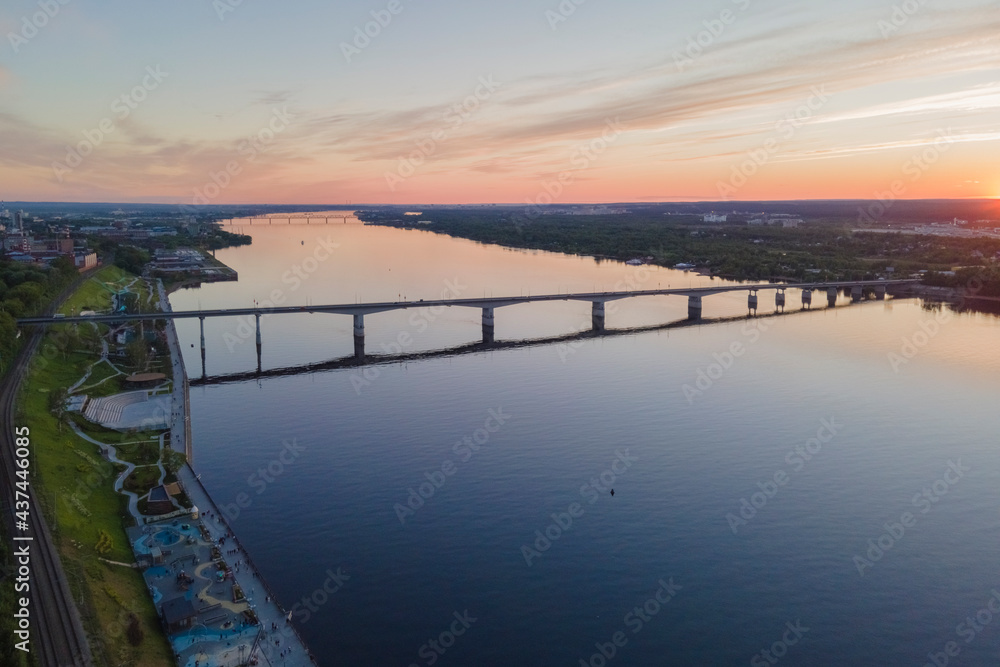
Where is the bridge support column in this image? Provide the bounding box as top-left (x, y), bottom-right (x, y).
top-left (255, 313), bottom-right (262, 372)
top-left (592, 301), bottom-right (606, 331)
top-left (688, 295), bottom-right (702, 320)
top-left (775, 289), bottom-right (786, 311)
top-left (875, 285), bottom-right (886, 300)
top-left (802, 289), bottom-right (812, 308)
top-left (482, 307), bottom-right (495, 344)
top-left (748, 291), bottom-right (758, 314)
top-left (353, 314), bottom-right (365, 360)
top-left (199, 316), bottom-right (206, 378)
top-left (851, 285), bottom-right (863, 302)
top-left (828, 287), bottom-right (838, 307)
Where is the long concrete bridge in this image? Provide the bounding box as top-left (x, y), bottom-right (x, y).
top-left (230, 214), bottom-right (354, 224)
top-left (18, 280), bottom-right (916, 375)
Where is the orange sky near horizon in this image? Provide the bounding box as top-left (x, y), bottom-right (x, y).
top-left (0, 1), bottom-right (997, 205)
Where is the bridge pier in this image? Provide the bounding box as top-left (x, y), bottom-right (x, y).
top-left (592, 301), bottom-right (606, 331)
top-left (802, 289), bottom-right (812, 308)
top-left (851, 285), bottom-right (863, 302)
top-left (775, 289), bottom-right (786, 311)
top-left (255, 313), bottom-right (262, 372)
top-left (827, 287), bottom-right (838, 307)
top-left (199, 316), bottom-right (206, 378)
top-left (353, 314), bottom-right (365, 360)
top-left (875, 285), bottom-right (886, 300)
top-left (688, 295), bottom-right (702, 320)
top-left (748, 290), bottom-right (758, 314)
top-left (482, 307), bottom-right (495, 344)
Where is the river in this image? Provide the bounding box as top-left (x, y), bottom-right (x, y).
top-left (168, 213), bottom-right (1000, 666)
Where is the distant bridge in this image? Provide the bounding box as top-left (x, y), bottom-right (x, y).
top-left (227, 214), bottom-right (355, 225)
top-left (18, 280), bottom-right (918, 377)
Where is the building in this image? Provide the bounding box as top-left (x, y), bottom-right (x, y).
top-left (703, 214), bottom-right (728, 223)
top-left (160, 597), bottom-right (198, 634)
top-left (74, 252), bottom-right (98, 271)
top-left (31, 238), bottom-right (74, 254)
top-left (147, 485), bottom-right (174, 515)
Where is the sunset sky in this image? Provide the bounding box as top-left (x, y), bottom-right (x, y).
top-left (0, 0), bottom-right (997, 204)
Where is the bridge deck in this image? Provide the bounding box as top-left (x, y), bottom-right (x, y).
top-left (17, 280), bottom-right (917, 326)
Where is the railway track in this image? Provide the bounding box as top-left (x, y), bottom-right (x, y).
top-left (1, 278), bottom-right (93, 666)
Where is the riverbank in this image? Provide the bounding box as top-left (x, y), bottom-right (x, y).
top-left (359, 208), bottom-right (1000, 284)
top-left (156, 280), bottom-right (317, 666)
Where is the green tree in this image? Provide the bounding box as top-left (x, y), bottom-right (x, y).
top-left (50, 255), bottom-right (78, 279)
top-left (125, 339), bottom-right (149, 371)
top-left (0, 298), bottom-right (25, 319)
top-left (6, 282), bottom-right (44, 311)
top-left (114, 247), bottom-right (150, 274)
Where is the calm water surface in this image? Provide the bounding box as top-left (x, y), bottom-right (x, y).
top-left (169, 214), bottom-right (1000, 666)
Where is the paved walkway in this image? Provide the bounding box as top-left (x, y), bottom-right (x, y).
top-left (158, 279), bottom-right (190, 460)
top-left (177, 465), bottom-right (317, 666)
top-left (159, 280), bottom-right (316, 666)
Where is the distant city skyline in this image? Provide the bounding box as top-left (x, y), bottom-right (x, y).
top-left (1, 0), bottom-right (998, 204)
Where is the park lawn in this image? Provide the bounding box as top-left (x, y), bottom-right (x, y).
top-left (69, 415), bottom-right (163, 448)
top-left (123, 465), bottom-right (162, 494)
top-left (19, 288), bottom-right (174, 666)
top-left (116, 441), bottom-right (162, 467)
top-left (75, 359), bottom-right (123, 396)
top-left (59, 265), bottom-right (132, 315)
top-left (78, 371), bottom-right (127, 399)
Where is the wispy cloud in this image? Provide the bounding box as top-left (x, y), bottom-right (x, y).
top-left (815, 83), bottom-right (1000, 124)
top-left (2, 1), bottom-right (997, 202)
